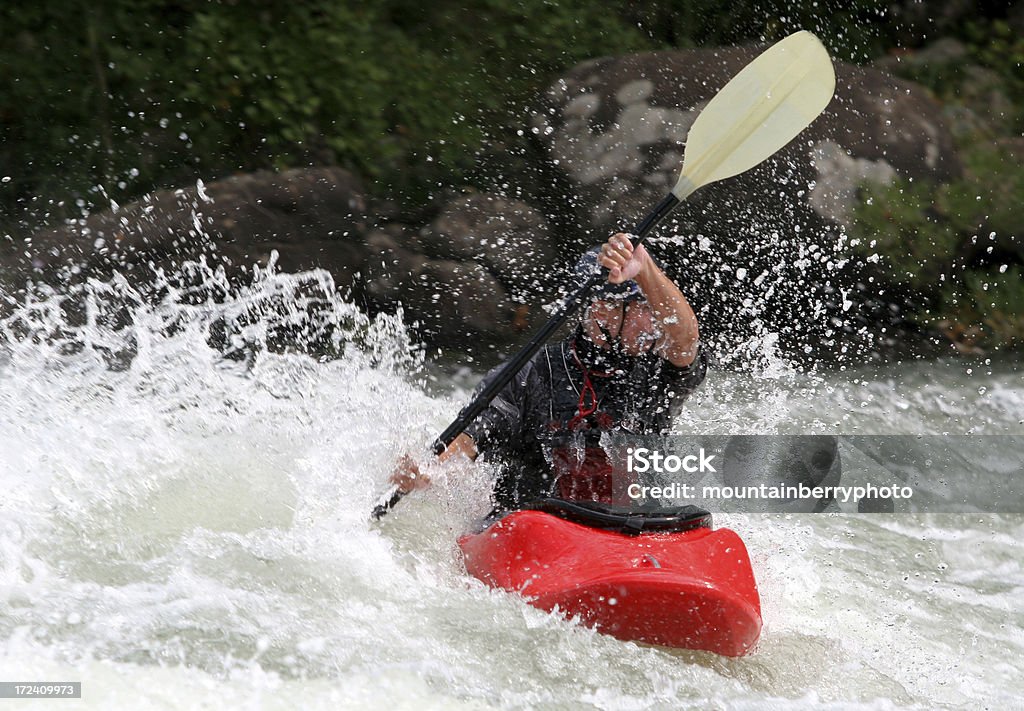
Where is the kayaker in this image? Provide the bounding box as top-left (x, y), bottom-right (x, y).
top-left (391, 233), bottom-right (707, 510)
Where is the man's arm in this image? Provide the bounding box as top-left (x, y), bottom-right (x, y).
top-left (388, 355), bottom-right (532, 493)
top-left (600, 233), bottom-right (700, 368)
top-left (390, 432), bottom-right (478, 493)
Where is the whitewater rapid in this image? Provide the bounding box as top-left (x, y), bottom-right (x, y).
top-left (1, 265), bottom-right (1021, 709)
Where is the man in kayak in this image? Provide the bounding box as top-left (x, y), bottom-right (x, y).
top-left (391, 233), bottom-right (707, 510)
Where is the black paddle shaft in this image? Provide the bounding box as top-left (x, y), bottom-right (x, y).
top-left (371, 192), bottom-right (680, 519)
top-left (432, 192), bottom-right (680, 454)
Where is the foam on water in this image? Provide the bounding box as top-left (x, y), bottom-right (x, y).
top-left (1, 263), bottom-right (1021, 709)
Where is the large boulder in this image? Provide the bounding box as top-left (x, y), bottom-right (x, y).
top-left (363, 193), bottom-right (556, 349)
top-left (530, 44), bottom-right (962, 361)
top-left (532, 44), bottom-right (959, 237)
top-left (416, 192), bottom-right (558, 301)
top-left (363, 227), bottom-right (518, 346)
top-left (11, 167), bottom-right (370, 292)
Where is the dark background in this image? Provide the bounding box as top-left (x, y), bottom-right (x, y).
top-left (1, 1), bottom-right (1021, 353)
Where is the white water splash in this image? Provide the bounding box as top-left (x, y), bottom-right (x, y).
top-left (1, 259), bottom-right (1022, 709)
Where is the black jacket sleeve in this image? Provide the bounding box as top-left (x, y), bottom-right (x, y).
top-left (460, 360), bottom-right (534, 455)
top-left (659, 344), bottom-right (708, 419)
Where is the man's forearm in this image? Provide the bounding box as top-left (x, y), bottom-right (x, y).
top-left (635, 259), bottom-right (700, 367)
top-left (439, 431), bottom-right (479, 462)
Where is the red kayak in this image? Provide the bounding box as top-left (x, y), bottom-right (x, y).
top-left (458, 499), bottom-right (761, 656)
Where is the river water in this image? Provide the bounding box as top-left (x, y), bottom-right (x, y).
top-left (1, 264), bottom-right (1021, 709)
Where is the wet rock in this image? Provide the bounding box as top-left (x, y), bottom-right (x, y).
top-left (363, 227), bottom-right (519, 347)
top-left (417, 193), bottom-right (557, 301)
top-left (809, 62), bottom-right (961, 225)
top-left (12, 167), bottom-right (370, 293)
top-left (7, 169), bottom-right (557, 355)
top-left (360, 194), bottom-right (556, 349)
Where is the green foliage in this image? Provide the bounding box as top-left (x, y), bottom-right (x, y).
top-left (846, 12), bottom-right (1024, 352)
top-left (963, 267), bottom-right (1024, 349)
top-left (962, 19), bottom-right (1024, 132)
top-left (925, 267), bottom-right (1024, 352)
top-left (885, 16), bottom-right (1024, 135)
top-left (619, 0), bottom-right (895, 62)
top-left (935, 144), bottom-right (1024, 239)
top-left (0, 0), bottom-right (657, 224)
top-left (853, 141), bottom-right (1024, 351)
top-left (0, 0), bottom-right (948, 228)
top-left (851, 178), bottom-right (959, 292)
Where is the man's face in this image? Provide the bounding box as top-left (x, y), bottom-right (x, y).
top-left (584, 299), bottom-right (661, 356)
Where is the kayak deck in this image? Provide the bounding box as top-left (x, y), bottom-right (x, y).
top-left (459, 509), bottom-right (761, 656)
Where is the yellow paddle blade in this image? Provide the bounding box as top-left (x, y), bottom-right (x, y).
top-left (674, 30), bottom-right (836, 200)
